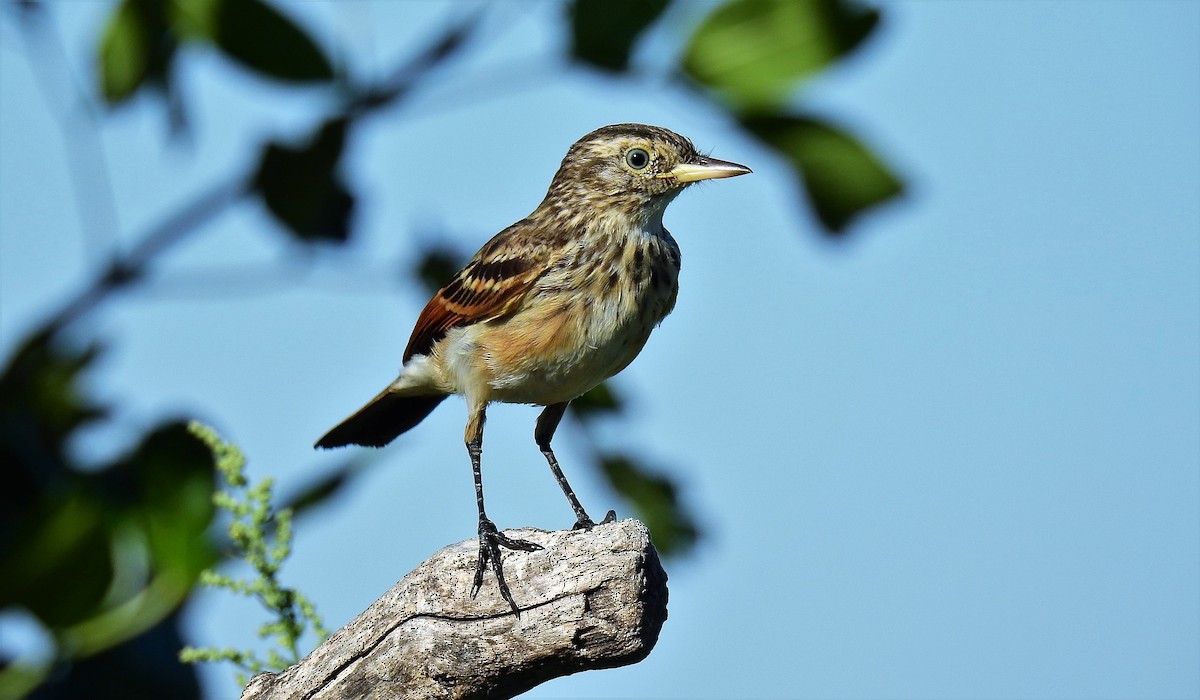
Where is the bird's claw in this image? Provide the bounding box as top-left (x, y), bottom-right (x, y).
top-left (471, 517), bottom-right (542, 615)
top-left (572, 509), bottom-right (617, 530)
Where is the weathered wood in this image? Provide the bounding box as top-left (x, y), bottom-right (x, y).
top-left (241, 518), bottom-right (668, 700)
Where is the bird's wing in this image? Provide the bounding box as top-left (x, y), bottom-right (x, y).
top-left (403, 222), bottom-right (556, 361)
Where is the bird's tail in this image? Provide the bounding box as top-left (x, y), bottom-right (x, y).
top-left (315, 390), bottom-right (446, 449)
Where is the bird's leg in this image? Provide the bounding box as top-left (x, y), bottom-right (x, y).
top-left (535, 402), bottom-right (617, 530)
top-left (466, 405), bottom-right (541, 615)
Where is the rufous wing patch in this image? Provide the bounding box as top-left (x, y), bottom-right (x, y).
top-left (402, 250), bottom-right (543, 361)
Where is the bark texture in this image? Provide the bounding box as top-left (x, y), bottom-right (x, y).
top-left (240, 518), bottom-right (667, 700)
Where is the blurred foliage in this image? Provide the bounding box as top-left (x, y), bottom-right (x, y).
top-left (97, 0), bottom-right (176, 104)
top-left (683, 0), bottom-right (879, 108)
top-left (0, 331), bottom-right (216, 698)
top-left (180, 423), bottom-right (329, 687)
top-left (681, 0), bottom-right (902, 233)
top-left (3, 0), bottom-right (903, 695)
top-left (252, 117), bottom-right (355, 243)
top-left (599, 455), bottom-right (699, 555)
top-left (569, 0), bottom-right (669, 72)
top-left (173, 0), bottom-right (335, 83)
top-left (98, 0), bottom-right (334, 104)
top-left (742, 113), bottom-right (902, 232)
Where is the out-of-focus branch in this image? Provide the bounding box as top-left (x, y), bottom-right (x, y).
top-left (31, 8), bottom-right (485, 338)
top-left (43, 175), bottom-right (249, 333)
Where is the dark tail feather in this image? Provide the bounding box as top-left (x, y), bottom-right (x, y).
top-left (315, 391), bottom-right (446, 449)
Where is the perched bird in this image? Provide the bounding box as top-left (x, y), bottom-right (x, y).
top-left (316, 123), bottom-right (750, 613)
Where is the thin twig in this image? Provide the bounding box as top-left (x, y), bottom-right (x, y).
top-left (43, 175), bottom-right (249, 333)
top-left (28, 6), bottom-right (489, 338)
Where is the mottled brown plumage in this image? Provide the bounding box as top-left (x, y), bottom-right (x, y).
top-left (316, 123), bottom-right (750, 613)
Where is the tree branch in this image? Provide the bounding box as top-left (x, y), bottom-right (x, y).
top-left (30, 8), bottom-right (488, 339)
top-left (241, 519), bottom-right (667, 700)
top-left (43, 175), bottom-right (248, 333)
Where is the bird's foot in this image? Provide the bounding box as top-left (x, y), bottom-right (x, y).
top-left (471, 517), bottom-right (543, 615)
top-left (572, 509), bottom-right (617, 530)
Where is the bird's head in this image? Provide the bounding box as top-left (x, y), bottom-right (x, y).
top-left (542, 123), bottom-right (751, 224)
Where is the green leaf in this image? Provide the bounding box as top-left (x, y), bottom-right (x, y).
top-left (121, 422), bottom-right (217, 579)
top-left (683, 0), bottom-right (879, 108)
top-left (569, 0), bottom-right (670, 72)
top-left (741, 113), bottom-right (902, 233)
top-left (253, 117), bottom-right (355, 243)
top-left (599, 454), bottom-right (699, 556)
top-left (98, 0), bottom-right (151, 102)
top-left (0, 329), bottom-right (108, 562)
top-left (0, 329), bottom-right (107, 464)
top-left (0, 329), bottom-right (112, 628)
top-left (97, 0), bottom-right (176, 104)
top-left (0, 489), bottom-right (113, 628)
top-left (178, 0), bottom-right (334, 83)
top-left (0, 327), bottom-right (220, 674)
top-left (569, 382), bottom-right (625, 421)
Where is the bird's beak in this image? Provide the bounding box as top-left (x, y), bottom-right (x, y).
top-left (660, 156), bottom-right (752, 183)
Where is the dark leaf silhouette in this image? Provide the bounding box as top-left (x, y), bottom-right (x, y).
top-left (202, 0), bottom-right (335, 84)
top-left (599, 453), bottom-right (699, 556)
top-left (414, 245), bottom-right (468, 294)
top-left (570, 382), bottom-right (625, 419)
top-left (0, 488), bottom-right (113, 628)
top-left (569, 0), bottom-right (670, 72)
top-left (0, 326), bottom-right (215, 683)
top-left (742, 113), bottom-right (902, 233)
top-left (253, 117), bottom-right (355, 243)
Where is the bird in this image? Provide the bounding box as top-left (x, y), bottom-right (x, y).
top-left (315, 123), bottom-right (750, 613)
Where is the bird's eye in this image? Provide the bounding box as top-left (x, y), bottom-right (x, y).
top-left (625, 148), bottom-right (650, 170)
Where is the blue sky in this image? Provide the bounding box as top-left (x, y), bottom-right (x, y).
top-left (2, 1), bottom-right (1198, 698)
